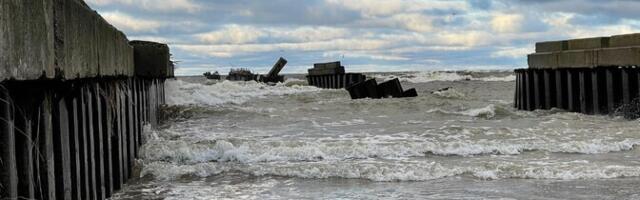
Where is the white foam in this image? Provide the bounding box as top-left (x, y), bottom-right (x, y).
top-left (432, 88), bottom-right (466, 99)
top-left (375, 71), bottom-right (516, 83)
top-left (427, 104), bottom-right (497, 119)
top-left (165, 79), bottom-right (321, 106)
top-left (140, 159), bottom-right (640, 182)
top-left (139, 135), bottom-right (640, 166)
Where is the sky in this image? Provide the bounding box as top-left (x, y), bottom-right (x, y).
top-left (86, 0), bottom-right (640, 75)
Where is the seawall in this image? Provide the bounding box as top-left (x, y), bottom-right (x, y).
top-left (516, 34), bottom-right (640, 117)
top-left (1, 0), bottom-right (172, 199)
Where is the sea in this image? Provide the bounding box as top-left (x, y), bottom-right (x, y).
top-left (110, 71), bottom-right (640, 200)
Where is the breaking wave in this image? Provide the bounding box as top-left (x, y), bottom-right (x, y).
top-left (141, 139), bottom-right (640, 165)
top-left (141, 159), bottom-right (640, 182)
top-left (374, 71), bottom-right (516, 83)
top-left (165, 79), bottom-right (321, 106)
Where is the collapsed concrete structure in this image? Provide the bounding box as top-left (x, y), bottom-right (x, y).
top-left (306, 62), bottom-right (418, 99)
top-left (225, 57), bottom-right (288, 83)
top-left (346, 78), bottom-right (418, 99)
top-left (1, 1), bottom-right (173, 199)
top-left (516, 33), bottom-right (640, 116)
top-left (306, 61), bottom-right (366, 89)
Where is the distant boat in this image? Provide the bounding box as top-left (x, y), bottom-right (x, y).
top-left (203, 71), bottom-right (221, 80)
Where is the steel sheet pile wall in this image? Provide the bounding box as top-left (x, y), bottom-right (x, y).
top-left (516, 33), bottom-right (640, 117)
top-left (0, 0), bottom-right (171, 199)
top-left (0, 79), bottom-right (166, 200)
top-left (306, 61), bottom-right (366, 89)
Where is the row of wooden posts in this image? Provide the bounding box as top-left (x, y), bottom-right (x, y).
top-left (0, 78), bottom-right (165, 200)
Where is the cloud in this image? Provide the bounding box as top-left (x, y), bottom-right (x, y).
top-left (196, 25), bottom-right (351, 45)
top-left (325, 0), bottom-right (469, 17)
top-left (197, 25), bottom-right (265, 44)
top-left (101, 12), bottom-right (164, 33)
top-left (323, 51), bottom-right (410, 61)
top-left (491, 47), bottom-right (532, 58)
top-left (491, 13), bottom-right (524, 33)
top-left (87, 0), bottom-right (200, 12)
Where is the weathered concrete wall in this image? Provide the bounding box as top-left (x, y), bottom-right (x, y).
top-left (536, 41), bottom-right (567, 53)
top-left (567, 37), bottom-right (609, 50)
top-left (610, 33), bottom-right (640, 48)
top-left (1, 0), bottom-right (134, 81)
top-left (1, 1), bottom-right (172, 199)
top-left (0, 0), bottom-right (55, 80)
top-left (54, 0), bottom-right (134, 79)
top-left (528, 53), bottom-right (558, 69)
top-left (530, 33), bottom-right (640, 69)
top-left (130, 41), bottom-right (173, 78)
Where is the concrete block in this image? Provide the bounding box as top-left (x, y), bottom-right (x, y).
top-left (313, 61), bottom-right (341, 69)
top-left (402, 88), bottom-right (418, 98)
top-left (567, 37), bottom-right (609, 50)
top-left (536, 40), bottom-right (567, 53)
top-left (308, 67), bottom-right (345, 76)
top-left (528, 53), bottom-right (558, 69)
top-left (610, 33), bottom-right (640, 48)
top-left (378, 78), bottom-right (404, 98)
top-left (266, 57), bottom-right (287, 78)
top-left (597, 47), bottom-right (640, 67)
top-left (54, 0), bottom-right (135, 79)
top-left (130, 41), bottom-right (173, 78)
top-left (0, 0), bottom-right (55, 81)
top-left (557, 50), bottom-right (597, 68)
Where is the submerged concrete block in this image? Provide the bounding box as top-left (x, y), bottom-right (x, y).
top-left (130, 41), bottom-right (173, 78)
top-left (610, 33), bottom-right (640, 48)
top-left (567, 37), bottom-right (609, 50)
top-left (402, 88), bottom-right (418, 98)
top-left (0, 0), bottom-right (55, 81)
top-left (528, 53), bottom-right (558, 69)
top-left (378, 78), bottom-right (404, 98)
top-left (536, 40), bottom-right (567, 53)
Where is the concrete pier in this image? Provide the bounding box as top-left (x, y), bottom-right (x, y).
top-left (516, 33), bottom-right (640, 117)
top-left (0, 0), bottom-right (172, 199)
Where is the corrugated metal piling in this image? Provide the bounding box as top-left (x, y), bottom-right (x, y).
top-left (516, 33), bottom-right (640, 117)
top-left (306, 61), bottom-right (367, 89)
top-left (0, 0), bottom-right (173, 199)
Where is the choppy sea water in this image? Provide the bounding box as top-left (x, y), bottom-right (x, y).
top-left (111, 71), bottom-right (640, 200)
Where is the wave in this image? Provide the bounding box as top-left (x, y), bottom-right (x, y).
top-left (432, 88), bottom-right (466, 99)
top-left (374, 71), bottom-right (516, 83)
top-left (165, 79), bottom-right (321, 106)
top-left (139, 135), bottom-right (640, 165)
top-left (427, 104), bottom-right (498, 119)
top-left (141, 159), bottom-right (640, 182)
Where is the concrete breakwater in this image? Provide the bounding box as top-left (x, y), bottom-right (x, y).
top-left (1, 0), bottom-right (172, 199)
top-left (516, 33), bottom-right (640, 117)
